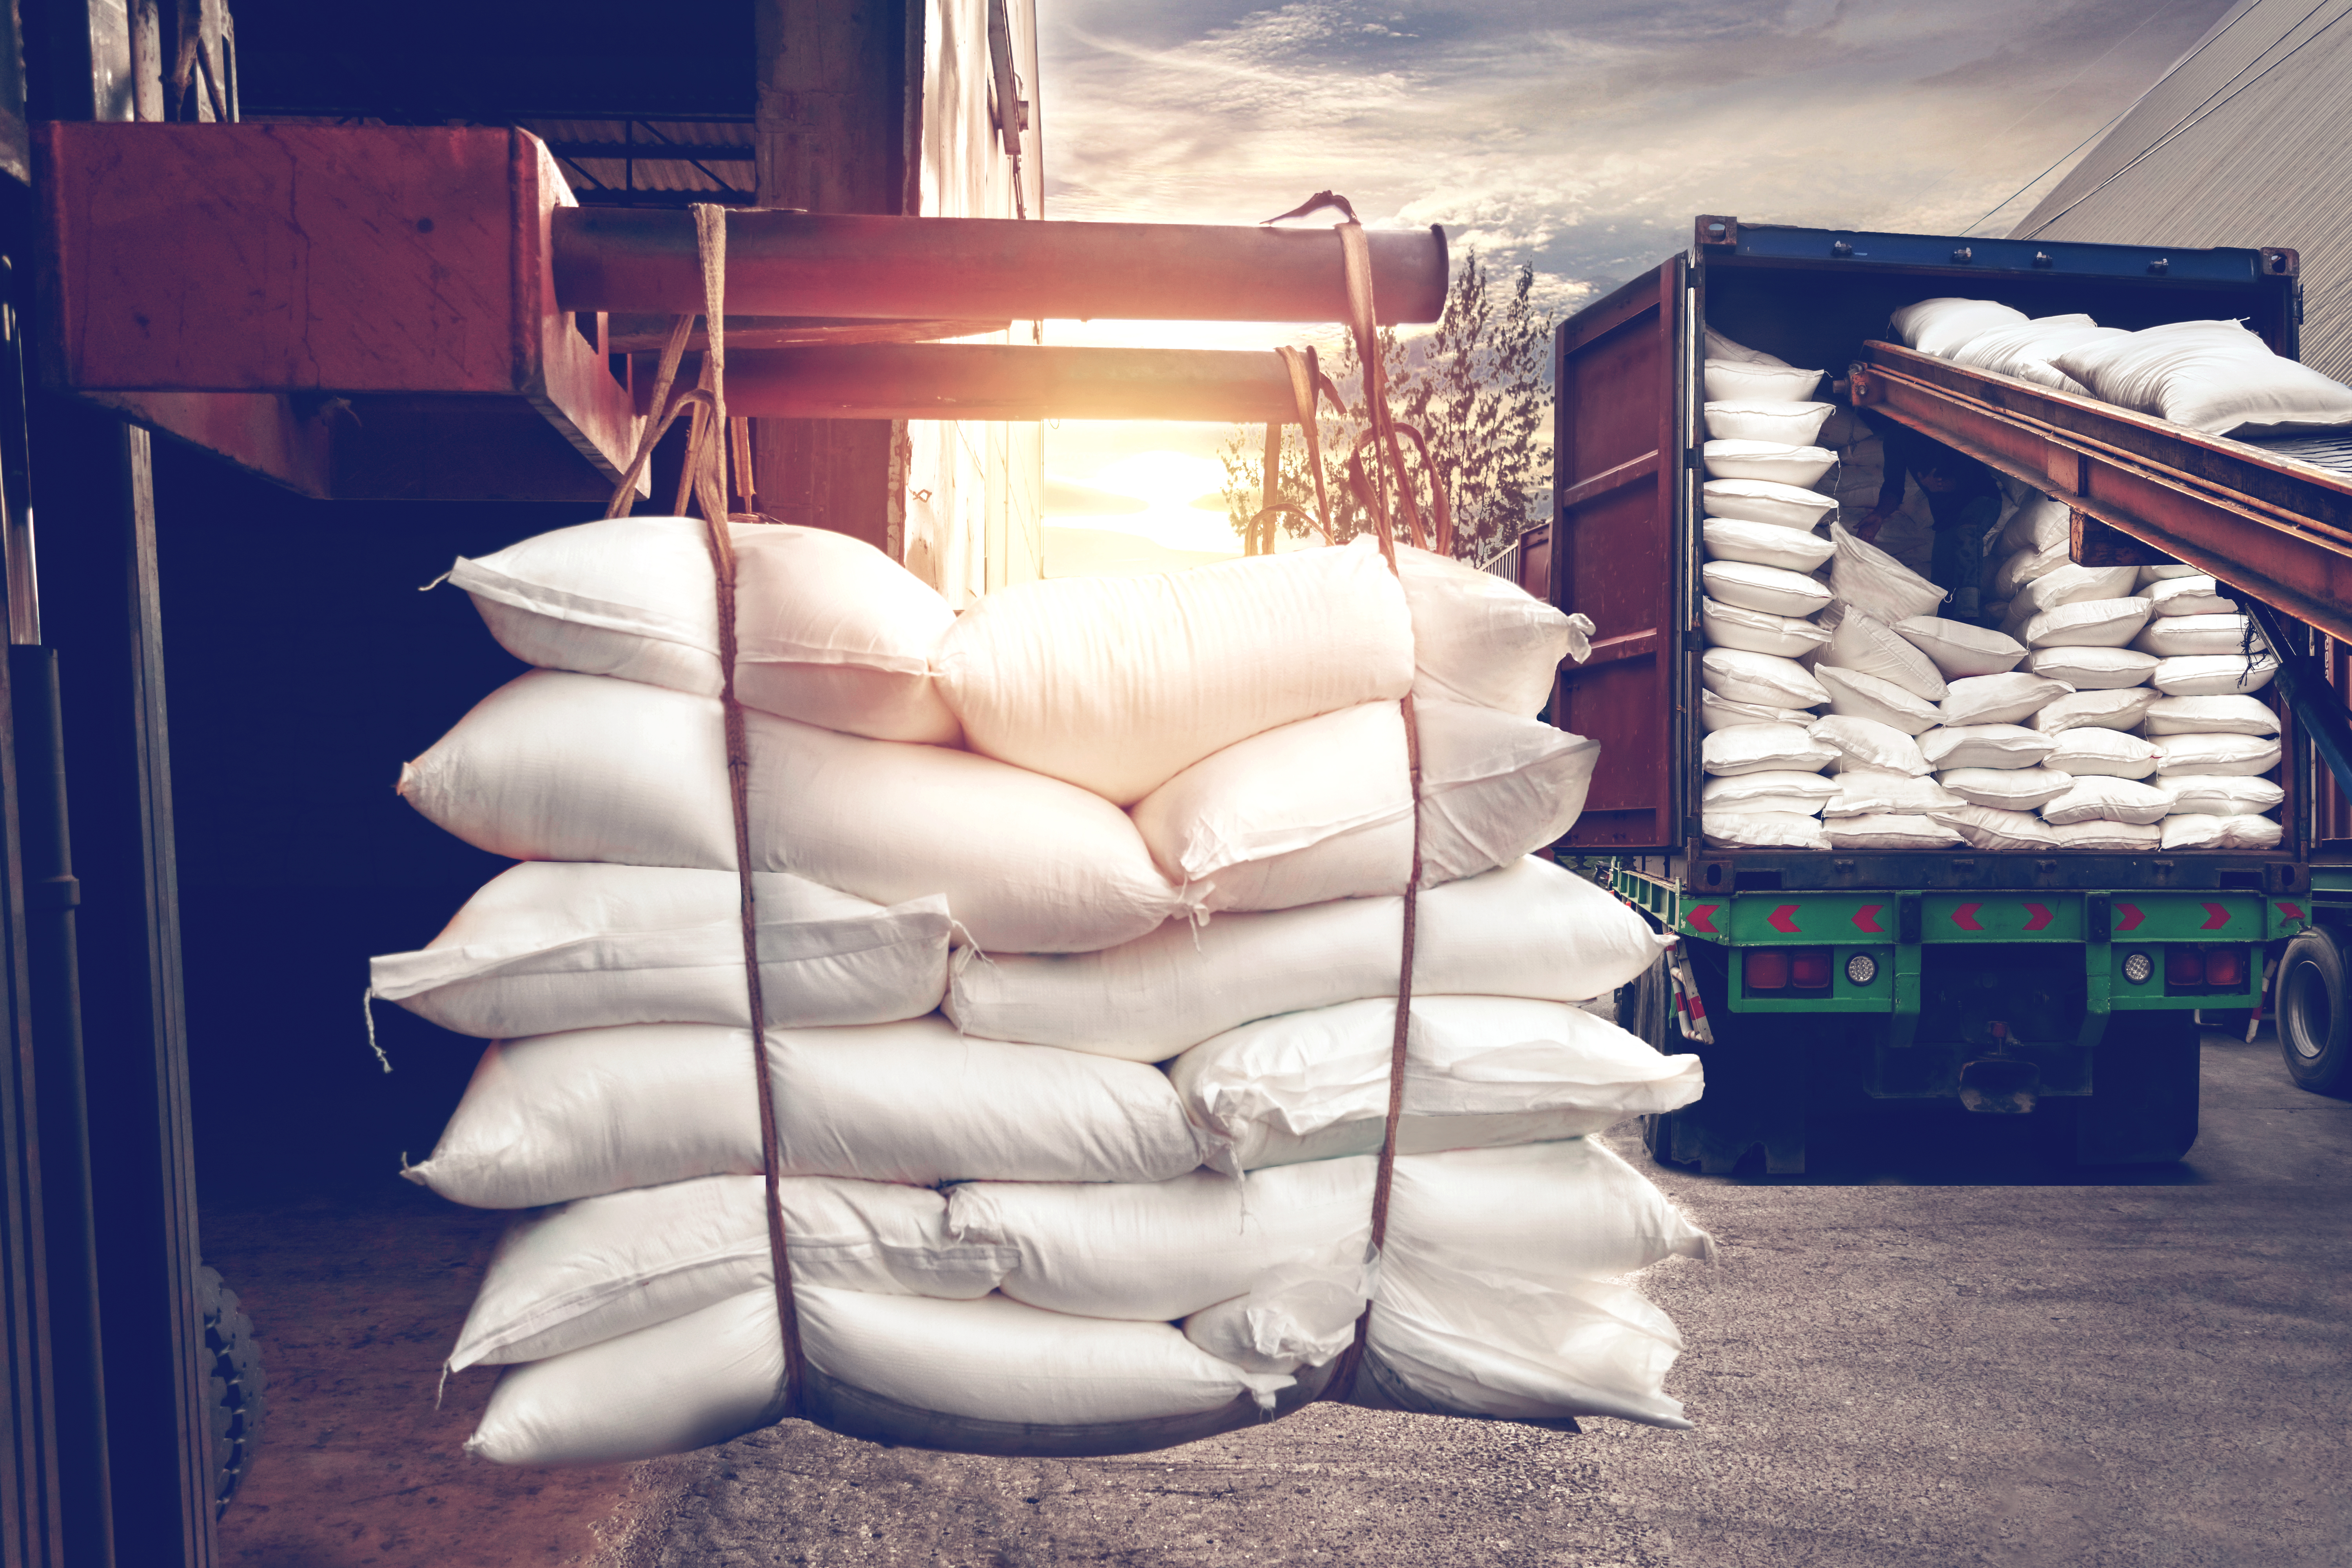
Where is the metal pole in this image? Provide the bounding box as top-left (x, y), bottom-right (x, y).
top-left (555, 208), bottom-right (1450, 325)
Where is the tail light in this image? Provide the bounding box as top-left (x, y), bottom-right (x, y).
top-left (1789, 948), bottom-right (1833, 989)
top-left (2204, 947), bottom-right (2245, 988)
top-left (1744, 950), bottom-right (1788, 990)
top-left (2166, 948), bottom-right (2205, 987)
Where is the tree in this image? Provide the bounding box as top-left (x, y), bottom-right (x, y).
top-left (1220, 252), bottom-right (1552, 561)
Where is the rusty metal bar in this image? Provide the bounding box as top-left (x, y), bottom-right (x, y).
top-left (555, 209), bottom-right (1449, 324)
top-left (639, 343), bottom-right (1299, 422)
top-left (1851, 343), bottom-right (2352, 647)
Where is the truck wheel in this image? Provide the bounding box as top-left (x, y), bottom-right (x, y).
top-left (2076, 1010), bottom-right (2200, 1165)
top-left (198, 1264), bottom-right (265, 1518)
top-left (2277, 927), bottom-right (2352, 1096)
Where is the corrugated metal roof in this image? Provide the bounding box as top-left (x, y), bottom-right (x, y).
top-left (2010, 0), bottom-right (2352, 381)
top-left (516, 117), bottom-right (756, 201)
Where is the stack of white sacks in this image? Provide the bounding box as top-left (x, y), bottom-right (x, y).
top-left (1700, 319), bottom-right (2285, 855)
top-left (371, 516), bottom-right (1710, 1465)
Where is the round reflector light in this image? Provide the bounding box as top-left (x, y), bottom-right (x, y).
top-left (1845, 953), bottom-right (1877, 985)
top-left (2122, 951), bottom-right (2153, 984)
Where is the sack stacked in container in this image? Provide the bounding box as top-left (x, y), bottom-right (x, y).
top-left (376, 517), bottom-right (1708, 1464)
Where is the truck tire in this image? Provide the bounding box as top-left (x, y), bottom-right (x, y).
top-left (2076, 1010), bottom-right (2200, 1165)
top-left (197, 1264), bottom-right (265, 1518)
top-left (2277, 927), bottom-right (2352, 1096)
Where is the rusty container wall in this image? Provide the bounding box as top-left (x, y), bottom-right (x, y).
top-left (1550, 258), bottom-right (1685, 850)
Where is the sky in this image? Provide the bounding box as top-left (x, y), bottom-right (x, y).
top-left (1028, 0), bottom-right (2241, 564)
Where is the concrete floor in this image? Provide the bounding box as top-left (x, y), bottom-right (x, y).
top-left (601, 1029), bottom-right (2352, 1568)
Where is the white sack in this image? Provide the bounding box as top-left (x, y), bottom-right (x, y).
top-left (1702, 648), bottom-right (1830, 709)
top-left (2040, 778), bottom-right (2172, 827)
top-left (1169, 996), bottom-right (1705, 1174)
top-left (1930, 804), bottom-right (2059, 851)
top-left (1701, 440), bottom-right (1835, 488)
top-left (1824, 814), bottom-right (1964, 850)
top-left (2043, 727), bottom-right (2161, 779)
top-left (2028, 646), bottom-right (2160, 689)
top-left (1702, 360), bottom-right (1823, 403)
top-left (2143, 696), bottom-right (2277, 737)
top-left (1701, 560), bottom-right (1833, 618)
top-left (1939, 672), bottom-right (2072, 727)
top-left (2134, 613), bottom-right (2258, 658)
top-left (1704, 328), bottom-right (1789, 366)
top-left (2161, 775), bottom-right (2285, 815)
top-left (2006, 564), bottom-right (2142, 628)
top-left (1920, 725), bottom-right (2057, 771)
top-left (1702, 401), bottom-right (1834, 445)
top-left (1828, 610), bottom-right (1947, 700)
top-left (2050, 820), bottom-right (2160, 851)
top-left (1703, 518), bottom-right (1834, 573)
top-left (1997, 495), bottom-right (2074, 555)
top-left (2024, 597), bottom-right (2153, 649)
top-left (1807, 714), bottom-right (1931, 776)
top-left (1891, 298), bottom-right (2030, 359)
top-left (2151, 733), bottom-right (2281, 777)
top-left (2148, 576), bottom-right (2236, 617)
top-left (2031, 687), bottom-right (2157, 735)
top-left (1702, 598), bottom-right (1832, 659)
top-left (449, 1175), bottom-right (1012, 1371)
top-left (1391, 543), bottom-right (1587, 715)
top-left (1894, 616), bottom-right (2025, 679)
top-left (370, 864), bottom-right (950, 1039)
top-left (944, 857), bottom-right (1673, 1062)
top-left (2139, 563), bottom-right (2201, 585)
top-left (403, 1018), bottom-right (1208, 1208)
top-left (398, 671), bottom-right (1182, 953)
top-left (2153, 654), bottom-right (2278, 696)
top-left (1129, 701), bottom-right (1599, 913)
top-left (1702, 771), bottom-right (1842, 810)
top-left (1702, 811), bottom-right (1831, 850)
top-left (1702, 723), bottom-right (1837, 777)
top-left (1815, 665), bottom-right (1940, 735)
top-left (1993, 540), bottom-right (2071, 599)
top-left (450, 516), bottom-right (963, 745)
top-left (1820, 772), bottom-right (1960, 816)
top-left (1700, 692), bottom-right (1815, 731)
top-left (1949, 318), bottom-right (2122, 395)
top-left (1702, 478), bottom-right (1837, 531)
top-left (2051, 319), bottom-right (2352, 436)
top-left (2159, 814), bottom-right (2283, 851)
top-left (1830, 524), bottom-right (1947, 624)
top-left (1936, 767), bottom-right (2074, 811)
top-left (933, 546), bottom-right (1415, 806)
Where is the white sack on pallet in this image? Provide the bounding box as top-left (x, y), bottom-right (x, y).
top-left (2134, 613), bottom-right (2259, 658)
top-left (2028, 645), bottom-right (2160, 690)
top-left (1388, 542), bottom-right (1589, 715)
top-left (1702, 361), bottom-right (1822, 403)
top-left (1701, 811), bottom-right (1830, 850)
top-left (1830, 524), bottom-right (1947, 624)
top-left (1827, 610), bottom-right (1947, 701)
top-left (1823, 814), bottom-right (1965, 850)
top-left (1820, 771), bottom-right (1960, 817)
top-left (1702, 772), bottom-right (1840, 811)
top-left (1702, 599), bottom-right (1831, 659)
top-left (2148, 576), bottom-right (2237, 617)
top-left (933, 546), bottom-right (1414, 806)
top-left (2023, 597), bottom-right (2153, 650)
top-left (1891, 298), bottom-right (2030, 359)
top-left (1169, 996), bottom-right (1704, 1174)
top-left (1702, 517), bottom-right (1835, 573)
top-left (449, 1174), bottom-right (1014, 1371)
top-left (1938, 672), bottom-right (2073, 727)
top-left (1702, 400), bottom-right (1834, 445)
top-left (397, 671), bottom-right (1182, 954)
top-left (1950, 318), bottom-right (2122, 395)
top-left (2160, 814), bottom-right (2285, 850)
top-left (1127, 701), bottom-right (1598, 913)
top-left (1936, 767), bottom-right (2074, 811)
top-left (1700, 440), bottom-right (1835, 488)
top-left (1702, 648), bottom-right (1831, 709)
top-left (1702, 724), bottom-right (1837, 777)
top-left (368, 864), bottom-right (950, 1039)
top-left (450, 517), bottom-right (965, 745)
top-left (1702, 478), bottom-right (1837, 531)
top-left (2040, 778), bottom-right (2173, 827)
top-left (1815, 665), bottom-right (1939, 735)
top-left (1699, 693), bottom-right (1815, 732)
top-left (2031, 688), bottom-right (2158, 735)
top-left (2151, 733), bottom-right (2281, 777)
top-left (2153, 653), bottom-right (2278, 696)
top-left (944, 857), bottom-right (1672, 1062)
top-left (467, 1286), bottom-right (1292, 1467)
top-left (2050, 319), bottom-right (2352, 437)
top-left (1893, 616), bottom-right (2025, 679)
top-left (953, 1141), bottom-right (1711, 1326)
top-left (2051, 820), bottom-right (2160, 850)
top-left (2042, 727), bottom-right (2161, 779)
top-left (1930, 804), bottom-right (2060, 851)
top-left (1807, 715), bottom-right (1931, 776)
top-left (2160, 775), bottom-right (2285, 815)
top-left (2143, 695), bottom-right (2278, 737)
top-left (404, 1018), bottom-right (1208, 1209)
top-left (1701, 560), bottom-right (1833, 618)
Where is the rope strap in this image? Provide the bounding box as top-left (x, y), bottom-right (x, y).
top-left (604, 203), bottom-right (808, 1417)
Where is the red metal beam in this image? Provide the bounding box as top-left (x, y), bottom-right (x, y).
top-left (554, 208), bottom-right (1450, 325)
top-left (1851, 343), bottom-right (2352, 647)
top-left (641, 343), bottom-right (1298, 422)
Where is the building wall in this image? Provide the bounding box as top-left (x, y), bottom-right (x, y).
top-left (900, 0), bottom-right (1043, 606)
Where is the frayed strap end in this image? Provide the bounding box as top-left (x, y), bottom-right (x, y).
top-left (362, 986), bottom-right (393, 1074)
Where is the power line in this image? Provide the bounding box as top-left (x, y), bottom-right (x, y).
top-left (2019, 0), bottom-right (2352, 238)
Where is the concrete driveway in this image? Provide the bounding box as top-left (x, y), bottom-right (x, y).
top-left (604, 1028), bottom-right (2352, 1568)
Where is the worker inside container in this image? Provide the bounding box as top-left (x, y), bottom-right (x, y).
top-left (1853, 421), bottom-right (2000, 623)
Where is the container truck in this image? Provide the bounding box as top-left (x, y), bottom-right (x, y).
top-left (1549, 216), bottom-right (2319, 1170)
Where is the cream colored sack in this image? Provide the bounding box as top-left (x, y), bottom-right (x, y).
top-left (1385, 541), bottom-right (1588, 715)
top-left (934, 546), bottom-right (1415, 805)
top-left (398, 671), bottom-right (1183, 953)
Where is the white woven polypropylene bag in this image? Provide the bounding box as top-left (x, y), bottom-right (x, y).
top-left (1702, 361), bottom-right (1823, 403)
top-left (2030, 687), bottom-right (2158, 736)
top-left (2040, 778), bottom-right (2173, 827)
top-left (1938, 672), bottom-right (2072, 727)
top-left (944, 857), bottom-right (1673, 1062)
top-left (1702, 648), bottom-right (1831, 709)
top-left (1389, 542), bottom-right (1587, 716)
top-left (2148, 576), bottom-right (2236, 617)
top-left (1702, 811), bottom-right (1830, 850)
top-left (934, 545), bottom-right (1415, 806)
top-left (1127, 700), bottom-right (1599, 913)
top-left (1699, 693), bottom-right (1814, 732)
top-left (1701, 560), bottom-right (1833, 618)
top-left (1827, 609), bottom-right (1946, 700)
top-left (1702, 599), bottom-right (1831, 659)
top-left (2134, 613), bottom-right (2258, 658)
top-left (1702, 478), bottom-right (1837, 531)
top-left (1820, 771), bottom-right (1960, 816)
top-left (2028, 646), bottom-right (2160, 690)
top-left (1993, 540), bottom-right (2070, 599)
top-left (1702, 518), bottom-right (1834, 573)
top-left (2150, 733), bottom-right (2281, 777)
top-left (1830, 524), bottom-right (1947, 624)
top-left (1935, 767), bottom-right (2074, 810)
top-left (1701, 440), bottom-right (1835, 488)
top-left (1702, 771), bottom-right (1842, 810)
top-left (2050, 318), bottom-right (2352, 436)
top-left (2159, 814), bottom-right (2283, 851)
top-left (1702, 401), bottom-right (1833, 445)
top-left (2043, 726), bottom-right (2161, 779)
top-left (1807, 714), bottom-right (1931, 777)
top-left (1929, 804), bottom-right (2058, 851)
top-left (1823, 813), bottom-right (1965, 850)
top-left (368, 863), bottom-right (951, 1038)
top-left (450, 516), bottom-right (964, 745)
top-left (397, 671), bottom-right (1184, 954)
top-left (2153, 654), bottom-right (2278, 697)
top-left (1702, 723), bottom-right (1837, 777)
top-left (2143, 695), bottom-right (2277, 737)
top-left (1996, 494), bottom-right (2074, 554)
top-left (1815, 664), bottom-right (1940, 735)
top-left (2049, 820), bottom-right (2160, 851)
top-left (1919, 725), bottom-right (2058, 771)
top-left (1950, 318), bottom-right (2123, 395)
top-left (2024, 597), bottom-right (2153, 650)
top-left (2161, 775), bottom-right (2285, 815)
top-left (1891, 298), bottom-right (2029, 358)
top-left (1893, 616), bottom-right (2025, 679)
top-left (403, 1018), bottom-right (1210, 1209)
